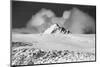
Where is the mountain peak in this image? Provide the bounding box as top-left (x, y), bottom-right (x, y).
top-left (43, 24), bottom-right (70, 34)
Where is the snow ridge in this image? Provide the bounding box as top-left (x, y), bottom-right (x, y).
top-left (43, 24), bottom-right (70, 34)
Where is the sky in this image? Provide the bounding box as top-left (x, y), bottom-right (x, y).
top-left (11, 1), bottom-right (96, 34)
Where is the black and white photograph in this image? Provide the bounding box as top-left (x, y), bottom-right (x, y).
top-left (11, 0), bottom-right (96, 66)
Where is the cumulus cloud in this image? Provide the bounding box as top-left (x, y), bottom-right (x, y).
top-left (26, 8), bottom-right (55, 28)
top-left (63, 8), bottom-right (95, 34)
top-left (12, 8), bottom-right (55, 34)
top-left (63, 10), bottom-right (71, 19)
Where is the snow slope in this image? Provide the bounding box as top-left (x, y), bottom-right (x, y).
top-left (12, 33), bottom-right (95, 53)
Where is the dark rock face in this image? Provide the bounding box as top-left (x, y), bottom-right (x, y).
top-left (50, 24), bottom-right (70, 34)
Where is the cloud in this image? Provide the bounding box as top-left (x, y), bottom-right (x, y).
top-left (12, 8), bottom-right (55, 34)
top-left (12, 8), bottom-right (95, 34)
top-left (26, 8), bottom-right (55, 27)
top-left (63, 8), bottom-right (95, 34)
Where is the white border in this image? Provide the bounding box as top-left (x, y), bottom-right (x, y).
top-left (16, 0), bottom-right (97, 5)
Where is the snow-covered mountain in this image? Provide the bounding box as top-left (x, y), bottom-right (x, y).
top-left (43, 24), bottom-right (70, 34)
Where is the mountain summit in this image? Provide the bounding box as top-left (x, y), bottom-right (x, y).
top-left (43, 24), bottom-right (70, 34)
